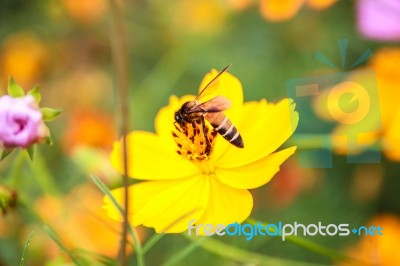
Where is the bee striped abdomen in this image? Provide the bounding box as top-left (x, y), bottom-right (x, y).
top-left (211, 116), bottom-right (244, 148)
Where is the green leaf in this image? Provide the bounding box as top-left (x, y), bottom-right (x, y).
top-left (26, 145), bottom-right (35, 160)
top-left (43, 127), bottom-right (53, 145)
top-left (20, 230), bottom-right (35, 266)
top-left (27, 85), bottom-right (41, 103)
top-left (73, 248), bottom-right (117, 266)
top-left (0, 149), bottom-right (14, 161)
top-left (91, 175), bottom-right (144, 266)
top-left (44, 134), bottom-right (53, 145)
top-left (40, 108), bottom-right (62, 122)
top-left (142, 209), bottom-right (198, 255)
top-left (45, 136), bottom-right (53, 145)
top-left (7, 77), bottom-right (25, 97)
top-left (43, 225), bottom-right (89, 266)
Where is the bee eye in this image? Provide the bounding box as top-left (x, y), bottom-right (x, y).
top-left (174, 112), bottom-right (181, 122)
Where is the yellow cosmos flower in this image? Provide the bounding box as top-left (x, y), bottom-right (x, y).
top-left (104, 69), bottom-right (298, 233)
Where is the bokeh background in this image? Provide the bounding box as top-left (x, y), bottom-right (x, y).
top-left (1, 0), bottom-right (400, 265)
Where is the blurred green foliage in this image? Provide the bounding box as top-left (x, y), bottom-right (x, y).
top-left (0, 0), bottom-right (399, 265)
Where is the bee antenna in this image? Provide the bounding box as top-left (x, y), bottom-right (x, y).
top-left (197, 64), bottom-right (232, 99)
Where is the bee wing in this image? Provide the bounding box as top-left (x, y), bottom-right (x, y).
top-left (195, 65), bottom-right (231, 101)
top-left (187, 96), bottom-right (232, 114)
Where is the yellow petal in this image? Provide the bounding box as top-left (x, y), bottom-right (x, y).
top-left (260, 0), bottom-right (304, 21)
top-left (110, 131), bottom-right (199, 180)
top-left (195, 177), bottom-right (253, 230)
top-left (156, 68), bottom-right (244, 143)
top-left (197, 68), bottom-right (244, 124)
top-left (215, 98), bottom-right (298, 168)
top-left (155, 95), bottom-right (195, 141)
top-left (215, 147), bottom-right (297, 189)
top-left (104, 176), bottom-right (209, 233)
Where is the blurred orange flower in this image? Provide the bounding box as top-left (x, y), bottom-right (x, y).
top-left (62, 110), bottom-right (117, 154)
top-left (370, 48), bottom-right (400, 160)
top-left (0, 212), bottom-right (21, 237)
top-left (0, 185), bottom-right (17, 215)
top-left (350, 164), bottom-right (383, 202)
top-left (313, 47), bottom-right (400, 161)
top-left (70, 146), bottom-right (120, 185)
top-left (61, 0), bottom-right (107, 25)
top-left (263, 159), bottom-right (321, 208)
top-left (47, 67), bottom-right (113, 111)
top-left (35, 184), bottom-right (145, 259)
top-left (340, 214), bottom-right (400, 266)
top-left (173, 0), bottom-right (229, 35)
top-left (0, 33), bottom-right (48, 89)
top-left (227, 0), bottom-right (253, 11)
top-left (260, 0), bottom-right (337, 21)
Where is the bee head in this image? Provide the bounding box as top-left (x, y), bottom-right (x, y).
top-left (174, 110), bottom-right (185, 125)
top-left (174, 101), bottom-right (193, 125)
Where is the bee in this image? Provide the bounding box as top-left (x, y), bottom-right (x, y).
top-left (174, 65), bottom-right (244, 150)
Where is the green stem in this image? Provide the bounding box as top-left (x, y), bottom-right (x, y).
top-left (142, 233), bottom-right (165, 254)
top-left (184, 235), bottom-right (327, 266)
top-left (162, 236), bottom-right (207, 266)
top-left (7, 151), bottom-right (26, 188)
top-left (108, 0), bottom-right (132, 265)
top-left (6, 150), bottom-right (60, 197)
top-left (29, 149), bottom-right (61, 196)
top-left (43, 225), bottom-right (88, 266)
top-left (91, 175), bottom-right (144, 266)
top-left (286, 235), bottom-right (349, 262)
top-left (20, 230), bottom-right (35, 266)
top-left (246, 218), bottom-right (355, 264)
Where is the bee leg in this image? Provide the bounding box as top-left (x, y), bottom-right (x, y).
top-left (201, 118), bottom-right (212, 156)
top-left (189, 121), bottom-right (197, 142)
top-left (173, 122), bottom-right (182, 133)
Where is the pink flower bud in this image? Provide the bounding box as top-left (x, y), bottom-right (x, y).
top-left (0, 95), bottom-right (47, 148)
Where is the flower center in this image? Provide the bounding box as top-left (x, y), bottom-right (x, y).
top-left (13, 117), bottom-right (27, 134)
top-left (172, 118), bottom-right (217, 162)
